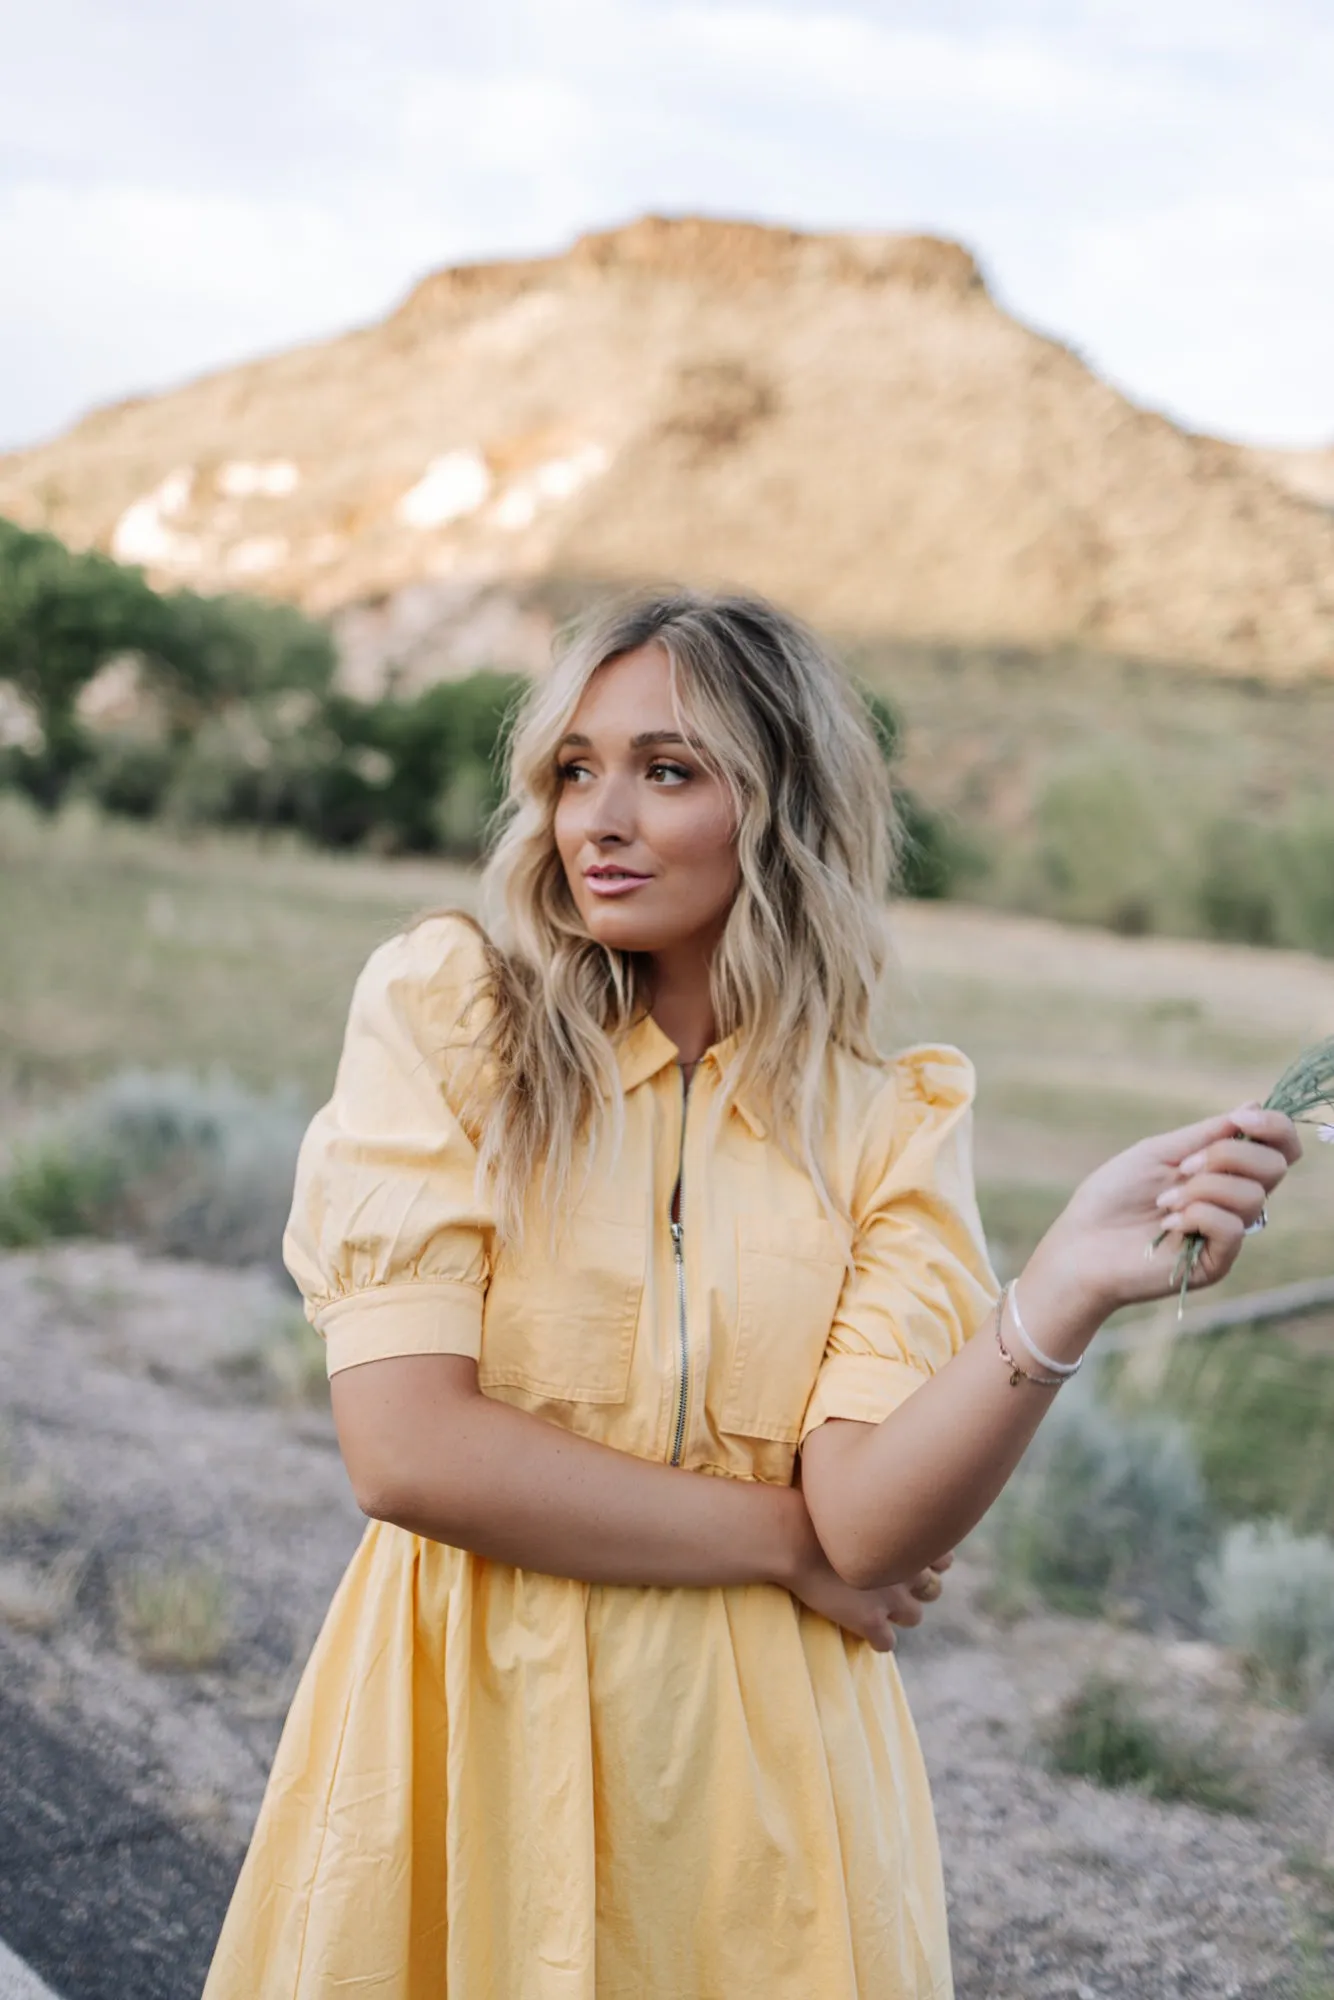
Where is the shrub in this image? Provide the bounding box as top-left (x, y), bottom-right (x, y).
top-left (80, 730), bottom-right (178, 820)
top-left (1195, 817), bottom-right (1282, 947)
top-left (0, 1551), bottom-right (87, 1637)
top-left (1200, 1521), bottom-right (1334, 1702)
top-left (220, 1304), bottom-right (329, 1407)
top-left (0, 1069), bottom-right (306, 1268)
top-left (984, 1380), bottom-right (1212, 1622)
top-left (1030, 754), bottom-right (1174, 935)
top-left (862, 685), bottom-right (962, 899)
top-left (895, 789), bottom-right (960, 900)
top-left (1192, 799), bottom-right (1334, 958)
top-left (1276, 799), bottom-right (1334, 957)
top-left (116, 1559), bottom-right (232, 1670)
top-left (1106, 1327), bottom-right (1334, 1541)
top-left (1043, 1674), bottom-right (1253, 1813)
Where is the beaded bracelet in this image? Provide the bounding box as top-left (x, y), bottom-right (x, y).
top-left (994, 1285), bottom-right (1064, 1389)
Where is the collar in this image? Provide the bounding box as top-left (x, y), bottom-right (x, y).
top-left (612, 1014), bottom-right (767, 1138)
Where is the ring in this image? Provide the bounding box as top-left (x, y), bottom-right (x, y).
top-left (1244, 1205), bottom-right (1269, 1236)
top-left (911, 1570), bottom-right (944, 1604)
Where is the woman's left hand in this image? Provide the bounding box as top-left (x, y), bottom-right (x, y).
top-left (1037, 1103), bottom-right (1303, 1315)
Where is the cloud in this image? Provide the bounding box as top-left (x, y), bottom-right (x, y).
top-left (1047, 178), bottom-right (1334, 443)
top-left (667, 9), bottom-right (1137, 120)
top-left (2, 0), bottom-right (1332, 449)
top-left (0, 180), bottom-right (438, 437)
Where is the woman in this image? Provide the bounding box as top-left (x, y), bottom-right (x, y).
top-left (204, 590), bottom-right (1300, 1999)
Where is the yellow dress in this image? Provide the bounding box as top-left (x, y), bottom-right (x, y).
top-left (204, 916), bottom-right (998, 2000)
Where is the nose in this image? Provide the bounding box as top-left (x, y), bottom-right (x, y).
top-left (581, 769), bottom-right (638, 848)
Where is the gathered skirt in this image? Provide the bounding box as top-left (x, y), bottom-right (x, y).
top-left (203, 1519), bottom-right (952, 1998)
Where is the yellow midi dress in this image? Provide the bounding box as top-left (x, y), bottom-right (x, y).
top-left (203, 915), bottom-right (999, 2000)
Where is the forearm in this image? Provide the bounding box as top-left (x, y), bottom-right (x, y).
top-left (332, 1354), bottom-right (809, 1589)
top-left (802, 1240), bottom-right (1107, 1588)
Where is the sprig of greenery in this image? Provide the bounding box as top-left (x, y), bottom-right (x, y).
top-left (1164, 1035), bottom-right (1334, 1313)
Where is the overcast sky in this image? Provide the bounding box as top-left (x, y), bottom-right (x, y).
top-left (4, 0), bottom-right (1331, 454)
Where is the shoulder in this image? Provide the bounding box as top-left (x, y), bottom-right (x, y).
top-left (352, 911), bottom-right (492, 1028)
top-left (829, 1042), bottom-right (979, 1207)
top-left (345, 913), bottom-right (496, 1101)
top-left (882, 1043), bottom-right (977, 1118)
top-left (832, 1040), bottom-right (977, 1128)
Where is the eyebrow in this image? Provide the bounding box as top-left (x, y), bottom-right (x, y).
top-left (558, 730), bottom-right (692, 750)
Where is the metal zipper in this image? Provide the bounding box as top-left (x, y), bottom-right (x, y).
top-left (668, 1068), bottom-right (690, 1466)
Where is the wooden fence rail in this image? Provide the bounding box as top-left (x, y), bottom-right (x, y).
top-left (1100, 1273), bottom-right (1334, 1353)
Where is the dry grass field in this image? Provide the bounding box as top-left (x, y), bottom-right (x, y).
top-left (4, 793), bottom-right (1331, 1294)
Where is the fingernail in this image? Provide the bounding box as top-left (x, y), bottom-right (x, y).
top-left (1228, 1105), bottom-right (1261, 1124)
top-left (1179, 1151), bottom-right (1205, 1173)
top-left (1157, 1186), bottom-right (1183, 1209)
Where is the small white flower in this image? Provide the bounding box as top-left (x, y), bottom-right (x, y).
top-left (1318, 1123), bottom-right (1334, 1144)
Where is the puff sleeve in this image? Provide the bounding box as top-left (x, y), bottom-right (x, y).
top-left (799, 1045), bottom-right (1000, 1443)
top-left (282, 916), bottom-right (494, 1378)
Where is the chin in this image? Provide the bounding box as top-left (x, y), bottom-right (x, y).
top-left (579, 904), bottom-right (662, 953)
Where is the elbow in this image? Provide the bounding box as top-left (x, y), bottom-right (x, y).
top-left (802, 1494), bottom-right (878, 1591)
top-left (824, 1532), bottom-right (892, 1594)
top-left (807, 1495), bottom-right (917, 1592)
top-left (344, 1455), bottom-right (452, 1535)
top-left (347, 1462), bottom-right (408, 1525)
top-left (827, 1526), bottom-right (935, 1593)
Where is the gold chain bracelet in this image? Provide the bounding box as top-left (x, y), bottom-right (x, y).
top-left (994, 1285), bottom-right (1064, 1389)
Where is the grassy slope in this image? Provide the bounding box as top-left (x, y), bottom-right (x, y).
top-left (854, 639), bottom-right (1334, 832)
top-left (0, 800), bottom-right (476, 1106)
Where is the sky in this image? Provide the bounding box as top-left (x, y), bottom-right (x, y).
top-left (3, 0), bottom-right (1332, 454)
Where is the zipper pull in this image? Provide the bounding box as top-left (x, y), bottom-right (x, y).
top-left (670, 1220), bottom-right (684, 1260)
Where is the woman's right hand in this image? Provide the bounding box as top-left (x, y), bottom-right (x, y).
top-left (785, 1507), bottom-right (950, 1650)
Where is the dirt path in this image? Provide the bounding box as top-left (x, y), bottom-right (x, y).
top-left (1, 1244), bottom-right (1330, 1998)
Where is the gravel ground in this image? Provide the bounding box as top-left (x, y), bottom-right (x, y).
top-left (1, 1243), bottom-right (1331, 1999)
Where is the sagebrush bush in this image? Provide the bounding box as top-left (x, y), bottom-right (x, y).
top-left (1043, 1674), bottom-right (1252, 1813)
top-left (220, 1304), bottom-right (329, 1406)
top-left (984, 1380), bottom-right (1212, 1622)
top-left (116, 1559), bottom-right (232, 1671)
top-left (0, 1069), bottom-right (306, 1268)
top-left (1200, 1521), bottom-right (1334, 1702)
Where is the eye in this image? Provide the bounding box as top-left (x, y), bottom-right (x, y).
top-left (556, 759), bottom-right (593, 784)
top-left (647, 760), bottom-right (692, 785)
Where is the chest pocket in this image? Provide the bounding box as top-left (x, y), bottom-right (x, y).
top-left (480, 1214), bottom-right (646, 1405)
top-left (719, 1215), bottom-right (850, 1443)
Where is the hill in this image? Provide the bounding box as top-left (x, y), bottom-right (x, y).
top-left (2, 215), bottom-right (1333, 682)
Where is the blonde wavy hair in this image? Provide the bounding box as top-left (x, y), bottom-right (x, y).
top-left (462, 588), bottom-right (904, 1241)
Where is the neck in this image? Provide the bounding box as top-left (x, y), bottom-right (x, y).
top-left (647, 942), bottom-right (718, 1067)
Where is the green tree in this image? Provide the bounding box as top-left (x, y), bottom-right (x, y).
top-left (0, 518), bottom-right (169, 807)
top-left (150, 589), bottom-right (336, 739)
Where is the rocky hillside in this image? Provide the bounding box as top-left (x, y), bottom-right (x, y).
top-left (3, 215), bottom-right (1334, 683)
